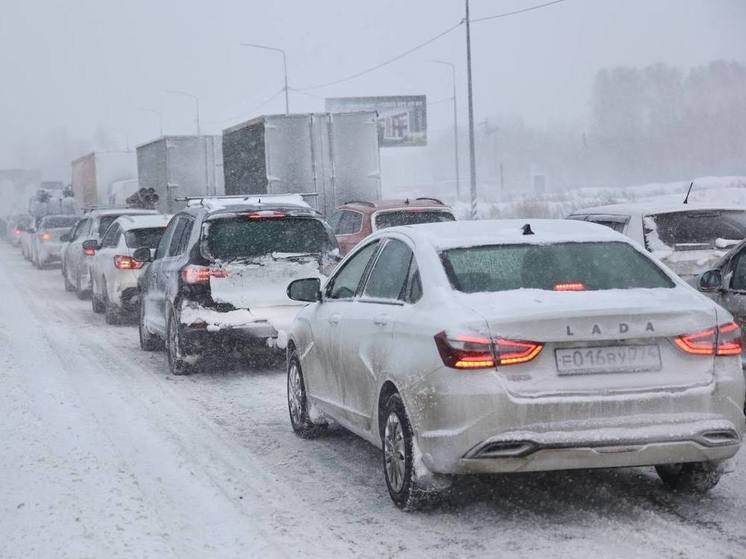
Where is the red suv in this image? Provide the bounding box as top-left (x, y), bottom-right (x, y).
top-left (329, 198), bottom-right (456, 255)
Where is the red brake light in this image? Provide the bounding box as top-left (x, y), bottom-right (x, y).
top-left (247, 211), bottom-right (285, 220)
top-left (181, 265), bottom-right (229, 285)
top-left (14, 228), bottom-right (21, 237)
top-left (554, 283), bottom-right (586, 291)
top-left (39, 232), bottom-right (51, 241)
top-left (434, 332), bottom-right (543, 369)
top-left (494, 338), bottom-right (544, 365)
top-left (84, 248), bottom-right (96, 256)
top-left (674, 323), bottom-right (742, 356)
top-left (114, 255), bottom-right (144, 270)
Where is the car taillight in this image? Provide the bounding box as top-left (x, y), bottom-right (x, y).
top-left (181, 264), bottom-right (229, 285)
top-left (84, 247), bottom-right (96, 256)
top-left (114, 255), bottom-right (144, 270)
top-left (247, 211), bottom-right (285, 220)
top-left (554, 282), bottom-right (586, 291)
top-left (434, 332), bottom-right (543, 369)
top-left (494, 338), bottom-right (544, 365)
top-left (14, 228), bottom-right (21, 237)
top-left (674, 322), bottom-right (742, 356)
top-left (38, 232), bottom-right (51, 241)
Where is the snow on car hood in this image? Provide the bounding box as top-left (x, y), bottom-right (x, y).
top-left (452, 286), bottom-right (718, 342)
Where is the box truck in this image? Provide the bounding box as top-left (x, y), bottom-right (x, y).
top-left (136, 135), bottom-right (224, 213)
top-left (222, 112), bottom-right (381, 217)
top-left (71, 151), bottom-right (137, 209)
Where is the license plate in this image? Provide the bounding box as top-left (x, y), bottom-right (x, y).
top-left (555, 345), bottom-right (661, 375)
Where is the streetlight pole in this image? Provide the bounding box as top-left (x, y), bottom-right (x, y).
top-left (240, 43), bottom-right (289, 115)
top-left (136, 107), bottom-right (163, 136)
top-left (165, 90), bottom-right (200, 135)
top-left (432, 60), bottom-right (461, 201)
top-left (465, 0), bottom-right (478, 219)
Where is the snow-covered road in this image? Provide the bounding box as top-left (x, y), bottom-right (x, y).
top-left (1, 242), bottom-right (745, 558)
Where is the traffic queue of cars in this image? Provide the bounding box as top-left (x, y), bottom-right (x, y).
top-left (2, 195), bottom-right (744, 510)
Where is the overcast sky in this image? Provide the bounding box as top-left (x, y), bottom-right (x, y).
top-left (1, 0), bottom-right (744, 177)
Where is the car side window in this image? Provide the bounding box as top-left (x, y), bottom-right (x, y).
top-left (328, 212), bottom-right (342, 233)
top-left (155, 217), bottom-right (180, 260)
top-left (70, 219), bottom-right (86, 240)
top-left (174, 218), bottom-right (194, 256)
top-left (731, 252), bottom-right (746, 291)
top-left (101, 224), bottom-right (120, 248)
top-left (326, 241), bottom-right (380, 300)
top-left (337, 210), bottom-right (363, 235)
top-left (167, 218), bottom-right (188, 257)
top-left (363, 239), bottom-right (413, 301)
top-left (406, 261), bottom-right (423, 303)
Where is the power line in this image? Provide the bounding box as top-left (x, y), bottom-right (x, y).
top-left (295, 21), bottom-right (464, 91)
top-left (472, 0), bottom-right (569, 23)
top-left (287, 1), bottom-right (570, 93)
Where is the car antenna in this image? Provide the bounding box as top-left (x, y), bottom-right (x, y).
top-left (683, 181), bottom-right (694, 204)
top-left (522, 223), bottom-right (534, 235)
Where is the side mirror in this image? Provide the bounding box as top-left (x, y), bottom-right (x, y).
top-left (698, 269), bottom-right (723, 292)
top-left (287, 277), bottom-right (321, 303)
top-left (60, 233), bottom-right (71, 243)
top-left (82, 239), bottom-right (99, 256)
top-left (132, 247), bottom-right (152, 263)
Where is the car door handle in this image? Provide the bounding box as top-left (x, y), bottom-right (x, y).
top-left (328, 313), bottom-right (341, 325)
top-left (374, 314), bottom-right (389, 326)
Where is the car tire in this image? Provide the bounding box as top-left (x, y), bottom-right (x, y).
top-left (382, 393), bottom-right (435, 511)
top-left (103, 280), bottom-right (120, 325)
top-left (166, 309), bottom-right (192, 375)
top-left (287, 352), bottom-right (325, 439)
top-left (138, 299), bottom-right (162, 351)
top-left (655, 461), bottom-right (722, 493)
top-left (91, 277), bottom-right (105, 313)
top-left (63, 266), bottom-right (75, 292)
top-left (75, 273), bottom-right (90, 300)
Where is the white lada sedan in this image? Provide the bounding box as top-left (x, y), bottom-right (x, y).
top-left (285, 220), bottom-right (744, 510)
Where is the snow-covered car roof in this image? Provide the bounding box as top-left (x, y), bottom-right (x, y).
top-left (569, 201), bottom-right (746, 217)
top-left (113, 214), bottom-right (173, 231)
top-left (186, 194), bottom-right (313, 212)
top-left (389, 219), bottom-right (627, 250)
top-left (86, 208), bottom-right (159, 217)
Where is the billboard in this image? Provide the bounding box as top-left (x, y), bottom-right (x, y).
top-left (325, 95), bottom-right (426, 147)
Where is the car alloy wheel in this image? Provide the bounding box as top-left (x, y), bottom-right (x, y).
top-left (167, 311), bottom-right (191, 375)
top-left (384, 412), bottom-right (406, 493)
top-left (287, 353), bottom-right (325, 438)
top-left (138, 300), bottom-right (161, 351)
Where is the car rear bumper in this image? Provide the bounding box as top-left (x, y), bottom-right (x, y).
top-left (409, 358), bottom-right (745, 475)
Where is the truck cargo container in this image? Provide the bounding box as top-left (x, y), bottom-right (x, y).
top-left (136, 135), bottom-right (223, 213)
top-left (71, 151), bottom-right (137, 209)
top-left (222, 112), bottom-right (381, 217)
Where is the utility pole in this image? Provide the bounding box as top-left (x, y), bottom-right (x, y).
top-left (240, 43), bottom-right (290, 115)
top-left (432, 60), bottom-right (461, 200)
top-left (465, 0), bottom-right (478, 219)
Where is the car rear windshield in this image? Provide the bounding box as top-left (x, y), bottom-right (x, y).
top-left (375, 210), bottom-right (455, 230)
top-left (441, 241), bottom-right (675, 293)
top-left (41, 216), bottom-right (78, 229)
top-left (204, 217), bottom-right (334, 260)
top-left (125, 227), bottom-right (166, 249)
top-left (646, 210), bottom-right (746, 249)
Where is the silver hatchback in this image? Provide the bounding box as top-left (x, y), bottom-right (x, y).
top-left (286, 219), bottom-right (744, 510)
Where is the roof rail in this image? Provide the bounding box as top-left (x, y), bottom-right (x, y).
top-left (174, 193), bottom-right (318, 203)
top-left (344, 200), bottom-right (376, 207)
top-left (176, 193), bottom-right (319, 211)
top-left (414, 197), bottom-right (444, 205)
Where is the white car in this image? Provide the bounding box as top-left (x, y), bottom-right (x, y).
top-left (29, 214), bottom-right (80, 267)
top-left (568, 203), bottom-right (746, 282)
top-left (88, 214), bottom-right (171, 324)
top-left (285, 219), bottom-right (744, 509)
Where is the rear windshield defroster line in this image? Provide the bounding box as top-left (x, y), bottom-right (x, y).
top-left (441, 241), bottom-right (675, 293)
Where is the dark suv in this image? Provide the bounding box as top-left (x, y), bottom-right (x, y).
top-left (136, 196), bottom-right (339, 375)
